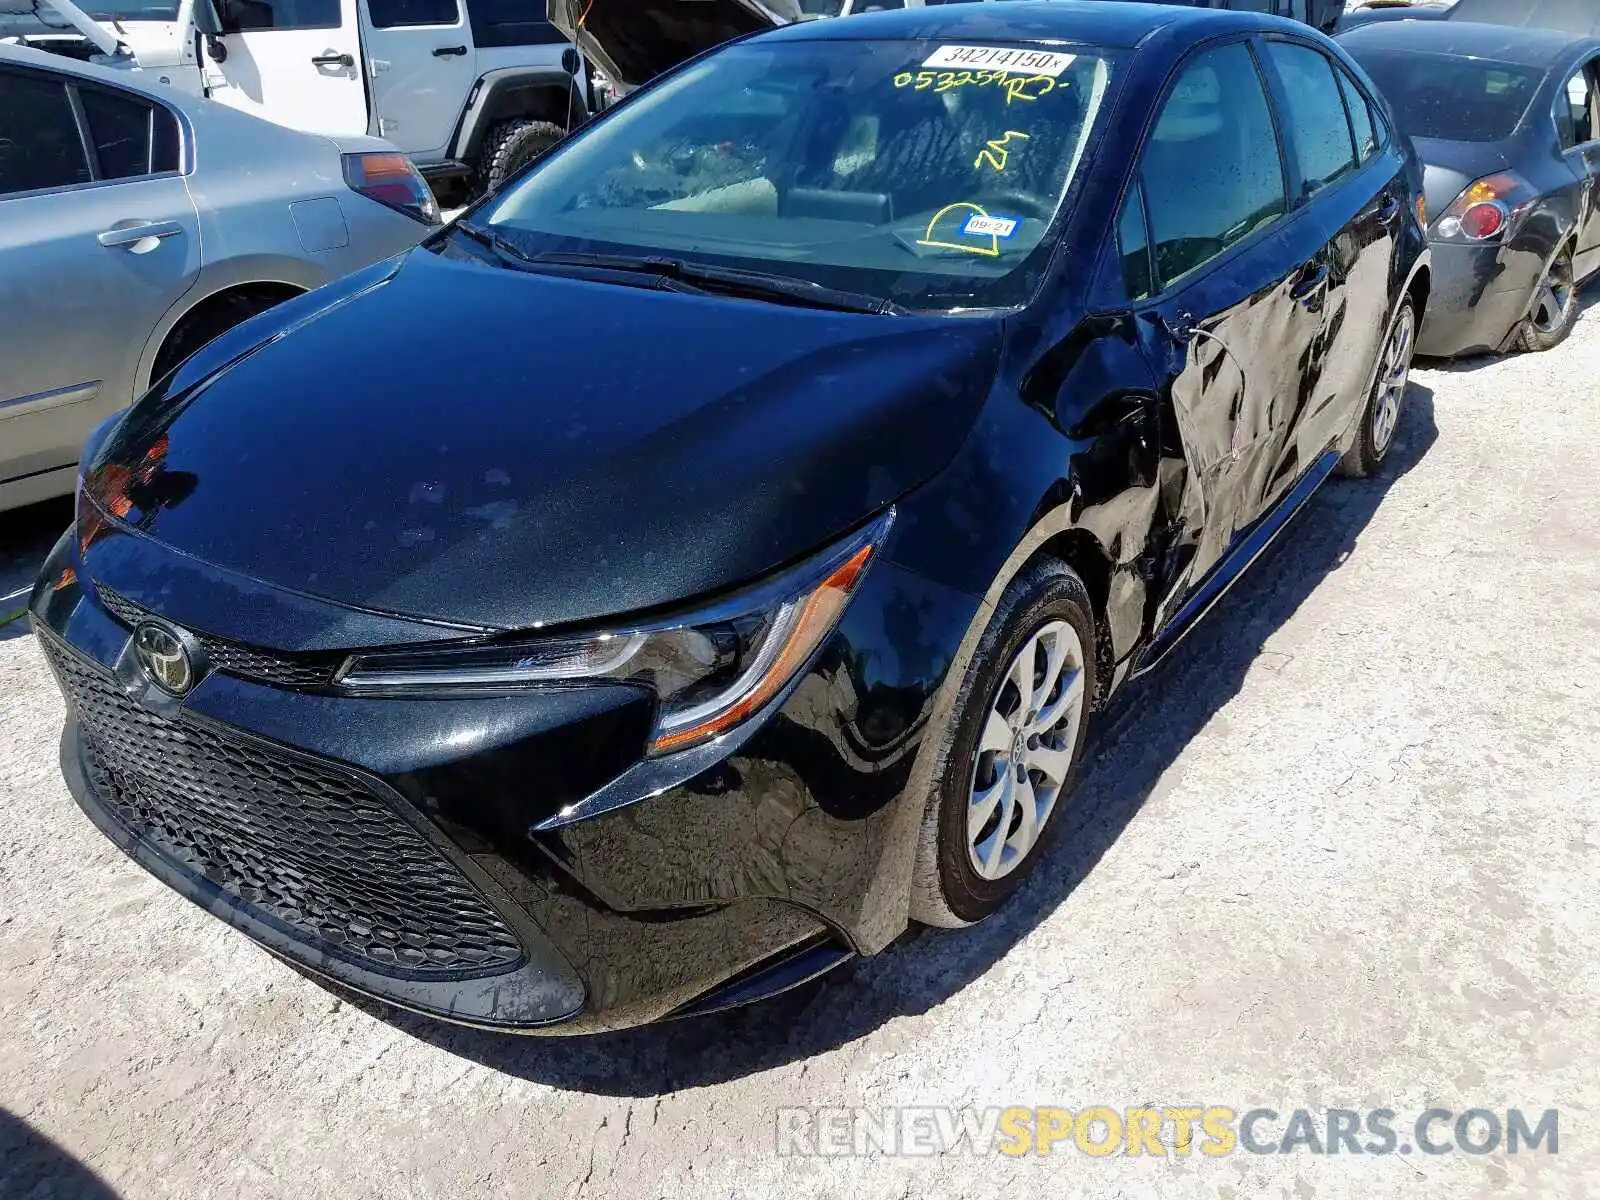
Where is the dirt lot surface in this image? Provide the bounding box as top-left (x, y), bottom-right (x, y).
top-left (3, 302), bottom-right (1598, 1198)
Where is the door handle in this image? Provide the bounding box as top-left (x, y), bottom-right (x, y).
top-left (98, 222), bottom-right (184, 249)
top-left (1289, 263), bottom-right (1330, 307)
top-left (311, 51), bottom-right (355, 67)
top-left (432, 44), bottom-right (467, 56)
top-left (1376, 193), bottom-right (1402, 224)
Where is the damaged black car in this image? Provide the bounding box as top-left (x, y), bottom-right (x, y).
top-left (33, 2), bottom-right (1427, 1031)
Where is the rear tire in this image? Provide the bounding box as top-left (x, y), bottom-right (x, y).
top-left (477, 119), bottom-right (566, 196)
top-left (151, 289), bottom-right (296, 385)
top-left (909, 559), bottom-right (1098, 928)
top-left (1340, 296), bottom-right (1416, 479)
top-left (1515, 244), bottom-right (1579, 354)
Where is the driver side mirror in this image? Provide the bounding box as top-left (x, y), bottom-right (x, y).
top-left (191, 0), bottom-right (229, 61)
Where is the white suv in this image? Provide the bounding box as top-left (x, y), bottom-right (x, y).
top-left (3, 0), bottom-right (591, 200)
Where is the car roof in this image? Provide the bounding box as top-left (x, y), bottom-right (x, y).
top-left (760, 0), bottom-right (1293, 51)
top-left (1448, 0), bottom-right (1600, 36)
top-left (1338, 17), bottom-right (1600, 67)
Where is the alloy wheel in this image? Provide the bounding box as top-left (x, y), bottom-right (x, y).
top-left (1371, 303), bottom-right (1415, 457)
top-left (1530, 250), bottom-right (1577, 337)
top-left (966, 619), bottom-right (1087, 881)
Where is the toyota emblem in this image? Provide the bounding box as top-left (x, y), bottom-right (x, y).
top-left (133, 621), bottom-right (197, 696)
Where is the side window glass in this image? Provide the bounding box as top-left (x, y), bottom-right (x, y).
top-left (369, 0), bottom-right (459, 27)
top-left (1264, 40), bottom-right (1356, 198)
top-left (1336, 68), bottom-right (1378, 163)
top-left (1118, 181), bottom-right (1153, 301)
top-left (1141, 42), bottom-right (1287, 288)
top-left (80, 87), bottom-right (168, 180)
top-left (0, 72), bottom-right (91, 197)
top-left (464, 0), bottom-right (565, 48)
top-left (1562, 69), bottom-right (1595, 148)
top-left (217, 0), bottom-right (341, 32)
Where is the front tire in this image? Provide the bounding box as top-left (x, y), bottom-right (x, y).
top-left (1341, 295), bottom-right (1416, 479)
top-left (909, 559), bottom-right (1097, 928)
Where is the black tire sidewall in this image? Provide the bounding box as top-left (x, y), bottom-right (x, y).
top-left (1518, 252), bottom-right (1580, 353)
top-left (931, 561), bottom-right (1098, 924)
top-left (1345, 296), bottom-right (1416, 478)
top-left (482, 120), bottom-right (566, 193)
top-left (153, 293), bottom-right (284, 384)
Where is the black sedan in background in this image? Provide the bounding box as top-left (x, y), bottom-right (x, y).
top-left (33, 2), bottom-right (1427, 1032)
top-left (1341, 20), bottom-right (1600, 355)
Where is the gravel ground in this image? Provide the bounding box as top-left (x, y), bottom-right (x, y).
top-left (3, 300), bottom-right (1600, 1199)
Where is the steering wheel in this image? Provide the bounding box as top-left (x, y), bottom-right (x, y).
top-left (975, 189), bottom-right (1052, 221)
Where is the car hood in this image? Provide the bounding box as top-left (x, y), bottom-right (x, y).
top-left (548, 0), bottom-right (804, 93)
top-left (88, 247), bottom-right (1002, 634)
top-left (1413, 137), bottom-right (1516, 226)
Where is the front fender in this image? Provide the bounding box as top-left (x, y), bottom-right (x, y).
top-left (889, 311), bottom-right (1165, 679)
top-left (452, 67), bottom-right (589, 162)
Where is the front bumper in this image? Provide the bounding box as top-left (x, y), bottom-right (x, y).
top-left (31, 515), bottom-right (980, 1032)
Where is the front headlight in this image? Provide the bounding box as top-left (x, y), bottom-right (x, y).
top-left (335, 510), bottom-right (893, 756)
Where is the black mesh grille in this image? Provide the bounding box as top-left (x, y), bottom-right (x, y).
top-left (41, 633), bottom-right (525, 977)
top-left (96, 587), bottom-right (341, 690)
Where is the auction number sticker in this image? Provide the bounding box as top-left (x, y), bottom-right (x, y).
top-left (963, 215), bottom-right (1018, 239)
top-left (921, 45), bottom-right (1076, 77)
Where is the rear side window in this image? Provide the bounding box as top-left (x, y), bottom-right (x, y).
top-left (80, 86), bottom-right (181, 179)
top-left (464, 0), bottom-right (565, 47)
top-left (1263, 41), bottom-right (1356, 197)
top-left (217, 0), bottom-right (341, 31)
top-left (1140, 42), bottom-right (1288, 288)
top-left (1557, 67), bottom-right (1596, 148)
top-left (368, 0), bottom-right (460, 26)
top-left (1336, 68), bottom-right (1379, 163)
top-left (0, 71), bottom-right (91, 197)
top-left (1117, 181), bottom-right (1153, 302)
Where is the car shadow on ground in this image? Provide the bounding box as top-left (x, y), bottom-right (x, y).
top-left (0, 497), bottom-right (72, 641)
top-left (0, 1109), bottom-right (119, 1199)
top-left (358, 386), bottom-right (1440, 1096)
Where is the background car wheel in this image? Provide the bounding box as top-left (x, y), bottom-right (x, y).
top-left (909, 558), bottom-right (1097, 928)
top-left (151, 288), bottom-right (298, 385)
top-left (1341, 296), bottom-right (1416, 479)
top-left (478, 119), bottom-right (566, 196)
top-left (1516, 244), bottom-right (1579, 354)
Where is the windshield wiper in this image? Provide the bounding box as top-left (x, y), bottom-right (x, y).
top-left (526, 251), bottom-right (905, 315)
top-left (452, 221), bottom-right (541, 270)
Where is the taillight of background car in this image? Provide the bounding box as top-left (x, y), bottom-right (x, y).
top-left (343, 153), bottom-right (441, 225)
top-left (1432, 172), bottom-right (1531, 242)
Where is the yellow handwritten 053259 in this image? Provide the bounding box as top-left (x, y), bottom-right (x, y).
top-left (892, 70), bottom-right (1058, 104)
top-left (975, 131), bottom-right (1030, 174)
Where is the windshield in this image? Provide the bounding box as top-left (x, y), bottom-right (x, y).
top-left (483, 38), bottom-right (1120, 310)
top-left (81, 0), bottom-right (180, 19)
top-left (1347, 48), bottom-right (1544, 142)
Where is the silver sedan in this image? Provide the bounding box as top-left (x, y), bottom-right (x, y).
top-left (0, 43), bottom-right (440, 513)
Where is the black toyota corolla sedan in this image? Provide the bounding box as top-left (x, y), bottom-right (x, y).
top-left (1341, 20), bottom-right (1600, 356)
top-left (32, 1), bottom-right (1427, 1033)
